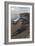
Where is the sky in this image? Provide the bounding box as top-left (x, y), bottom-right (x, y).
top-left (11, 7), bottom-right (30, 21)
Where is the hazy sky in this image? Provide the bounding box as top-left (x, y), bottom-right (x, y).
top-left (11, 7), bottom-right (30, 21)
